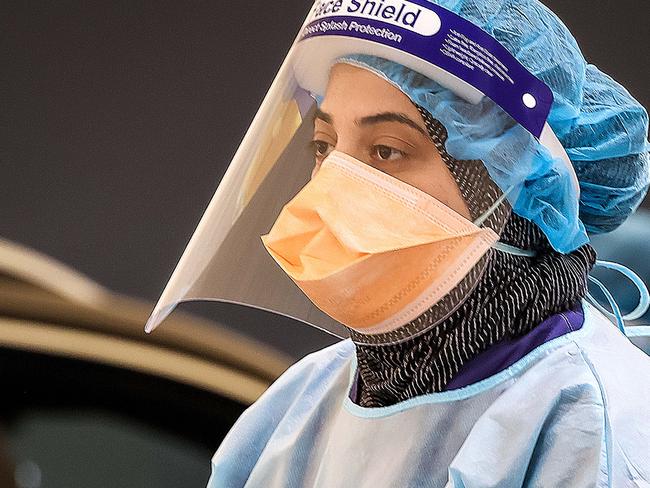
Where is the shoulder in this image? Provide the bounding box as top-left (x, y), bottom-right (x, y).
top-left (230, 337), bottom-right (354, 429)
top-left (451, 304), bottom-right (650, 486)
top-left (571, 302), bottom-right (650, 408)
top-left (259, 338), bottom-right (356, 410)
top-left (570, 304), bottom-right (650, 482)
top-left (514, 303), bottom-right (650, 440)
top-left (500, 301), bottom-right (650, 402)
top-left (208, 339), bottom-right (355, 486)
top-left (513, 303), bottom-right (650, 484)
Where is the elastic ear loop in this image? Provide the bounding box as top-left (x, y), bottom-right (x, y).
top-left (586, 260), bottom-right (650, 334)
top-left (473, 186), bottom-right (538, 259)
top-left (472, 185), bottom-right (513, 228)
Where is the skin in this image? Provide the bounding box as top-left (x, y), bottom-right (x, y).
top-left (312, 62), bottom-right (471, 219)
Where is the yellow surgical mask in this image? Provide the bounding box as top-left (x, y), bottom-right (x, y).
top-left (261, 151), bottom-right (499, 335)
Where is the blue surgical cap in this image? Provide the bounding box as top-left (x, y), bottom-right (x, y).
top-left (335, 0), bottom-right (649, 253)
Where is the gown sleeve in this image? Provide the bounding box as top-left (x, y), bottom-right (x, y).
top-left (207, 340), bottom-right (353, 487)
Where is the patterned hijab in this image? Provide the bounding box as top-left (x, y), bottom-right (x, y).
top-left (353, 107), bottom-right (596, 408)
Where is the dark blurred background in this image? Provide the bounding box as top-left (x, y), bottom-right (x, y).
top-left (2, 0), bottom-right (649, 360)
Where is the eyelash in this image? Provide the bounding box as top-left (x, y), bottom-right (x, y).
top-left (371, 145), bottom-right (406, 161)
top-left (310, 140), bottom-right (332, 160)
top-left (309, 140), bottom-right (407, 162)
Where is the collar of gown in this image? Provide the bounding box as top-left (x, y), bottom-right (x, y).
top-left (349, 302), bottom-right (584, 402)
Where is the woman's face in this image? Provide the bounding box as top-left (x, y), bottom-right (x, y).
top-left (313, 63), bottom-right (471, 219)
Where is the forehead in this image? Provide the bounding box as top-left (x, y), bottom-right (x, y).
top-left (319, 63), bottom-right (424, 122)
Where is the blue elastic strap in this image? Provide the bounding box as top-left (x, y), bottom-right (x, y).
top-left (586, 260), bottom-right (650, 335)
top-left (587, 274), bottom-right (626, 333)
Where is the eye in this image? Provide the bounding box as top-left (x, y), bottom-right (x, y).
top-left (310, 140), bottom-right (333, 160)
top-left (372, 145), bottom-right (405, 161)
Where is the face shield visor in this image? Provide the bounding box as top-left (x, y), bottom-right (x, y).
top-left (145, 0), bottom-right (582, 342)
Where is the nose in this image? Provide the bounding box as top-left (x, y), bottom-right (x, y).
top-left (311, 139), bottom-right (366, 179)
top-left (332, 139), bottom-right (367, 166)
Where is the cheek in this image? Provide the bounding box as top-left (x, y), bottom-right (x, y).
top-left (401, 160), bottom-right (472, 220)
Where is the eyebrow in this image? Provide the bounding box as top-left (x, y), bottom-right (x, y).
top-left (314, 108), bottom-right (427, 137)
top-left (314, 108), bottom-right (333, 124)
top-left (359, 112), bottom-right (428, 137)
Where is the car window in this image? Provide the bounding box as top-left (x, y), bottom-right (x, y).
top-left (0, 348), bottom-right (245, 488)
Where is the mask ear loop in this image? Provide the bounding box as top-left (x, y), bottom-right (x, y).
top-left (472, 185), bottom-right (512, 228)
top-left (473, 186), bottom-right (539, 258)
top-left (492, 241), bottom-right (537, 258)
top-left (586, 260), bottom-right (650, 334)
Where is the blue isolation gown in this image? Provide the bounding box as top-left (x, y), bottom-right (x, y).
top-left (208, 302), bottom-right (650, 487)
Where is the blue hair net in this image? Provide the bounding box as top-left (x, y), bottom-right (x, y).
top-left (335, 0), bottom-right (649, 253)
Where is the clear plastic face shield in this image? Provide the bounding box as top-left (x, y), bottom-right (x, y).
top-left (145, 0), bottom-right (580, 343)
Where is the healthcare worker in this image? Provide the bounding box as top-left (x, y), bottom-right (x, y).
top-left (146, 0), bottom-right (650, 486)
